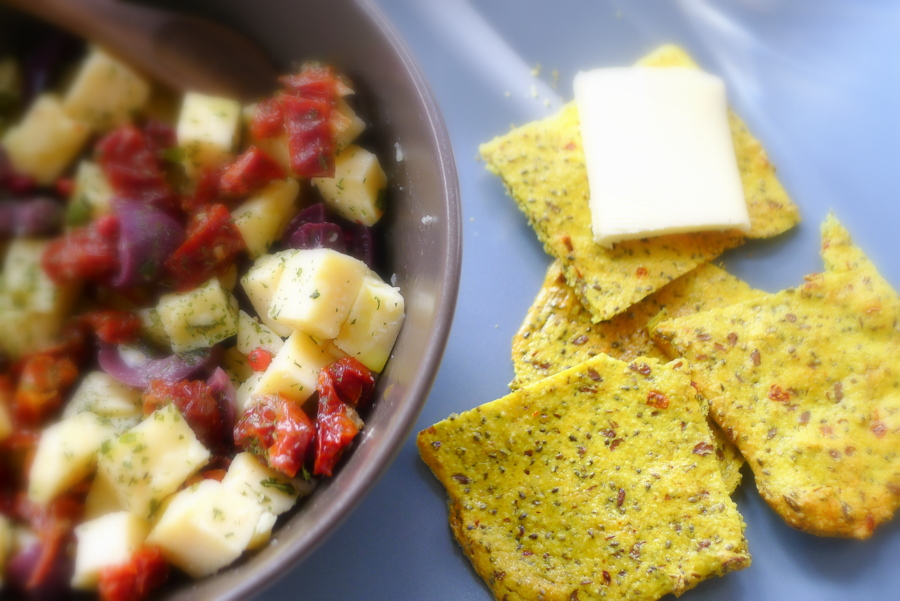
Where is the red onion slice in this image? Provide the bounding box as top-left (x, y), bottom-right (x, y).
top-left (112, 198), bottom-right (184, 288)
top-left (98, 343), bottom-right (216, 388)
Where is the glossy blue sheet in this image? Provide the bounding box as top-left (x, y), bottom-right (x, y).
top-left (263, 1), bottom-right (900, 599)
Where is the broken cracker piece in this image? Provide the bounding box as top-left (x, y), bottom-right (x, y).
top-left (651, 214), bottom-right (900, 539)
top-left (418, 354), bottom-right (750, 601)
top-left (479, 44), bottom-right (799, 323)
top-left (511, 261), bottom-right (760, 493)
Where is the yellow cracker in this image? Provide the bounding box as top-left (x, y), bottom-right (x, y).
top-left (479, 45), bottom-right (799, 322)
top-left (651, 214), bottom-right (900, 539)
top-left (418, 354), bottom-right (750, 601)
top-left (511, 261), bottom-right (761, 493)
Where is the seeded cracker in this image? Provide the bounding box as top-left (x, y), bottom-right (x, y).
top-left (511, 261), bottom-right (761, 492)
top-left (418, 355), bottom-right (750, 601)
top-left (651, 214), bottom-right (900, 538)
top-left (479, 45), bottom-right (800, 322)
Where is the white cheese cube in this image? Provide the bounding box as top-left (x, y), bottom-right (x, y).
top-left (333, 99), bottom-right (365, 150)
top-left (0, 304), bottom-right (64, 359)
top-left (334, 275), bottom-right (405, 372)
top-left (222, 452), bottom-right (312, 516)
top-left (312, 145), bottom-right (386, 226)
top-left (63, 371), bottom-right (142, 420)
top-left (1, 94), bottom-right (90, 184)
top-left (573, 67), bottom-right (750, 246)
top-left (67, 160), bottom-right (114, 225)
top-left (177, 92), bottom-right (241, 178)
top-left (235, 371), bottom-right (264, 413)
top-left (156, 278), bottom-right (239, 353)
top-left (268, 248), bottom-right (368, 339)
top-left (83, 469), bottom-right (124, 520)
top-left (240, 250), bottom-right (298, 337)
top-left (97, 404), bottom-right (211, 518)
top-left (146, 479), bottom-right (263, 578)
top-left (247, 511), bottom-right (277, 550)
top-left (136, 306), bottom-right (171, 348)
top-left (62, 46), bottom-right (151, 132)
top-left (236, 310), bottom-right (284, 356)
top-left (3, 238), bottom-right (79, 315)
top-left (231, 178), bottom-right (300, 258)
top-left (28, 413), bottom-right (117, 504)
top-left (71, 512), bottom-right (150, 590)
top-left (222, 345), bottom-right (253, 388)
top-left (253, 330), bottom-right (338, 404)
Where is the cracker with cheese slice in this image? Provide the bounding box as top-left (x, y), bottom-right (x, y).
top-left (651, 214), bottom-right (900, 539)
top-left (418, 354), bottom-right (750, 601)
top-left (479, 44), bottom-right (800, 323)
top-left (511, 261), bottom-right (761, 493)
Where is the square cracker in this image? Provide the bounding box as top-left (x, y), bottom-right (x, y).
top-left (511, 261), bottom-right (762, 493)
top-left (418, 354), bottom-right (750, 601)
top-left (479, 45), bottom-right (800, 322)
top-left (651, 214), bottom-right (900, 538)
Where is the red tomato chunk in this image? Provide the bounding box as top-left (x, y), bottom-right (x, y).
top-left (219, 146), bottom-right (286, 198)
top-left (98, 545), bottom-right (169, 601)
top-left (142, 379), bottom-right (231, 454)
top-left (164, 203), bottom-right (246, 291)
top-left (234, 394), bottom-right (315, 479)
top-left (314, 358), bottom-right (375, 477)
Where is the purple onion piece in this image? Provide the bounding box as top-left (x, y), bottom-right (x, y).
top-left (0, 198), bottom-right (65, 238)
top-left (287, 222), bottom-right (347, 253)
top-left (207, 367), bottom-right (237, 443)
top-left (112, 198), bottom-right (185, 288)
top-left (344, 222), bottom-right (375, 268)
top-left (6, 542), bottom-right (73, 601)
top-left (98, 343), bottom-right (215, 389)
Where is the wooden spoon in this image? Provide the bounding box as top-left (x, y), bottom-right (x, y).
top-left (1, 0), bottom-right (277, 101)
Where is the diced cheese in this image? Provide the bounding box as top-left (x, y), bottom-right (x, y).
top-left (268, 248), bottom-right (368, 339)
top-left (334, 274), bottom-right (405, 372)
top-left (573, 67), bottom-right (750, 246)
top-left (3, 238), bottom-right (79, 315)
top-left (252, 330), bottom-right (339, 404)
top-left (71, 512), bottom-right (150, 590)
top-left (222, 452), bottom-right (312, 516)
top-left (236, 310), bottom-right (284, 356)
top-left (235, 371), bottom-right (264, 413)
top-left (97, 404), bottom-right (210, 518)
top-left (62, 371), bottom-right (142, 420)
top-left (67, 160), bottom-right (114, 225)
top-left (0, 303), bottom-right (65, 359)
top-left (247, 511), bottom-right (277, 550)
top-left (1, 94), bottom-right (90, 184)
top-left (312, 145), bottom-right (387, 226)
top-left (156, 278), bottom-right (239, 353)
top-left (333, 98), bottom-right (365, 150)
top-left (240, 250), bottom-right (299, 337)
top-left (231, 178), bottom-right (300, 258)
top-left (28, 413), bottom-right (117, 504)
top-left (62, 46), bottom-right (151, 131)
top-left (177, 92), bottom-right (241, 178)
top-left (146, 479), bottom-right (263, 578)
top-left (136, 306), bottom-right (171, 348)
top-left (83, 468), bottom-right (125, 520)
top-left (222, 345), bottom-right (253, 388)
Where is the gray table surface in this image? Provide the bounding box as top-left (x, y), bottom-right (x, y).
top-left (261, 1), bottom-right (900, 599)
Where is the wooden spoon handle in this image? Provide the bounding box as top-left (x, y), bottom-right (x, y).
top-left (3, 0), bottom-right (276, 100)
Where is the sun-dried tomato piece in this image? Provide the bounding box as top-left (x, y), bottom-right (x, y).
top-left (95, 124), bottom-right (177, 213)
top-left (250, 96), bottom-right (284, 140)
top-left (164, 203), bottom-right (245, 291)
top-left (41, 220), bottom-right (119, 285)
top-left (98, 545), bottom-right (169, 601)
top-left (234, 394), bottom-right (314, 478)
top-left (13, 354), bottom-right (79, 426)
top-left (313, 357), bottom-right (375, 477)
top-left (180, 166), bottom-right (223, 215)
top-left (219, 146), bottom-right (286, 198)
top-left (81, 310), bottom-right (142, 345)
top-left (279, 63), bottom-right (352, 100)
top-left (280, 94), bottom-right (335, 178)
top-left (142, 379), bottom-right (230, 454)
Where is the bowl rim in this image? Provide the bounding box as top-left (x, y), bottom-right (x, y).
top-left (188, 1), bottom-right (463, 599)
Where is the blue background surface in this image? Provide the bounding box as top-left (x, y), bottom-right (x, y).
top-left (261, 1), bottom-right (900, 599)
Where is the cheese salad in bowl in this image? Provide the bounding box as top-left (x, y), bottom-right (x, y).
top-left (0, 23), bottom-right (406, 601)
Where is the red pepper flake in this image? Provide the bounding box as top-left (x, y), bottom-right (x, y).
top-left (609, 438), bottom-right (623, 450)
top-left (727, 332), bottom-right (738, 346)
top-left (692, 442), bottom-right (714, 456)
top-left (451, 473), bottom-right (470, 485)
top-left (562, 235), bottom-right (574, 252)
top-left (871, 420), bottom-right (887, 438)
top-left (750, 349), bottom-right (761, 366)
top-left (845, 446), bottom-right (856, 456)
top-left (616, 488), bottom-right (626, 508)
top-left (602, 571), bottom-right (611, 585)
top-left (698, 540), bottom-right (711, 550)
top-left (820, 425), bottom-right (835, 437)
top-left (768, 385), bottom-right (791, 402)
top-left (635, 267), bottom-right (648, 278)
top-left (586, 369), bottom-right (602, 382)
top-left (628, 362), bottom-right (651, 375)
top-left (564, 141), bottom-right (577, 151)
top-left (646, 390), bottom-right (669, 409)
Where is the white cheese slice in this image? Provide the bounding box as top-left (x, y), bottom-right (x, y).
top-left (573, 67), bottom-right (750, 247)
